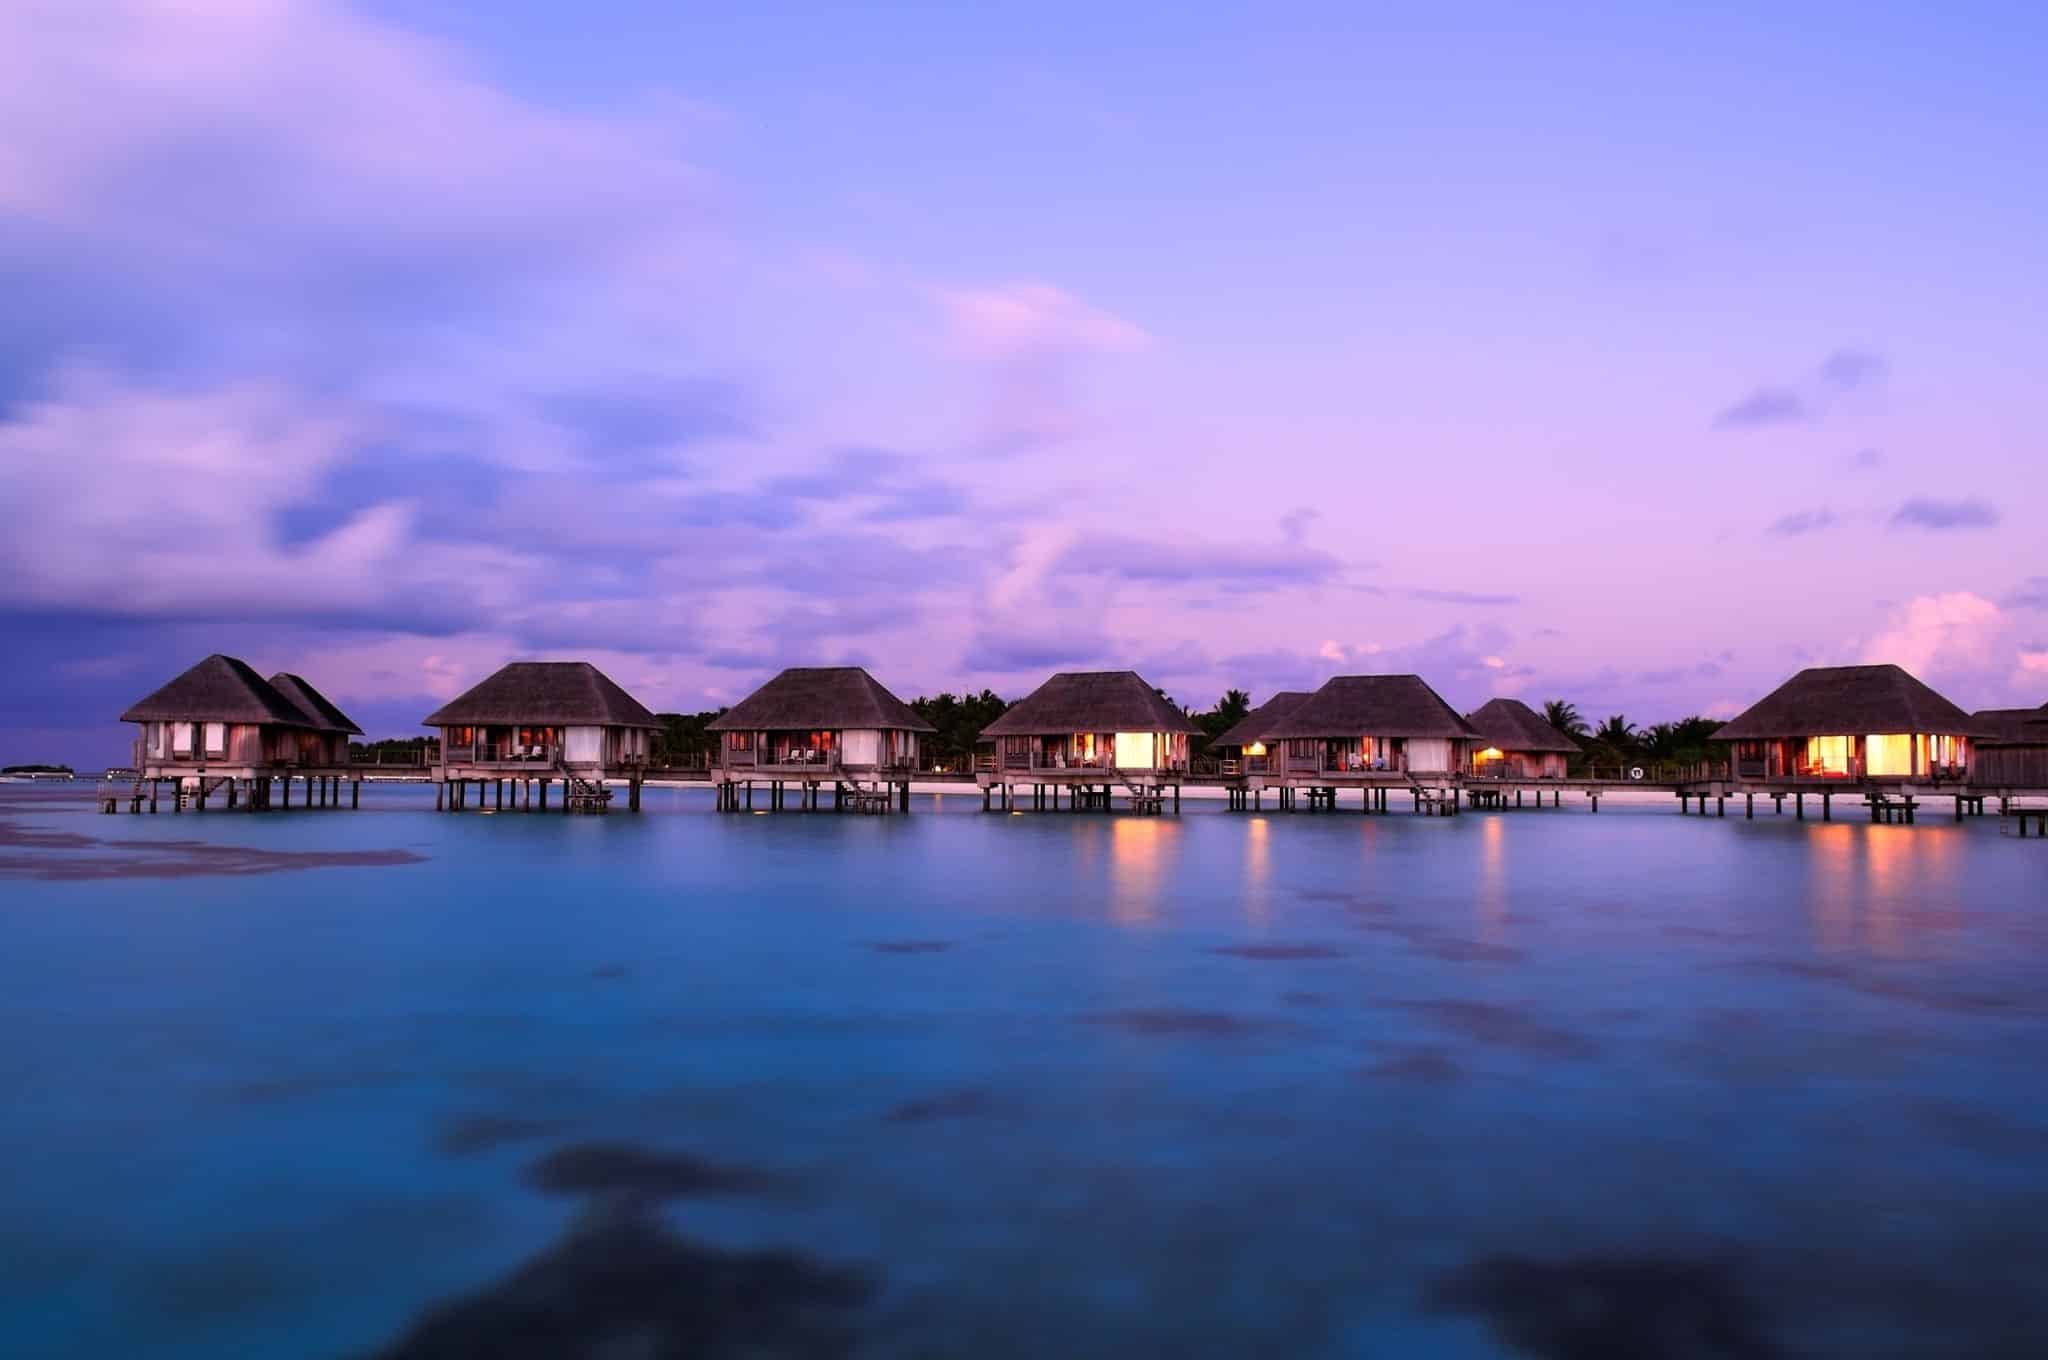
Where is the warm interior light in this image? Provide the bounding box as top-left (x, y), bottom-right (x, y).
top-left (1865, 734), bottom-right (1913, 777)
top-left (1478, 747), bottom-right (1503, 761)
top-left (1804, 735), bottom-right (1852, 774)
top-left (1114, 733), bottom-right (1156, 768)
top-left (1244, 741), bottom-right (1266, 756)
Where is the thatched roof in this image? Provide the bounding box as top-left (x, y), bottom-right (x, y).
top-left (120, 655), bottom-right (317, 727)
top-left (268, 673), bottom-right (363, 735)
top-left (1465, 698), bottom-right (1580, 753)
top-left (980, 671), bottom-right (1202, 737)
top-left (706, 667), bottom-right (935, 733)
top-left (1971, 706), bottom-right (2048, 746)
top-left (1211, 691), bottom-right (1313, 750)
top-left (1263, 675), bottom-right (1481, 741)
top-left (422, 662), bottom-right (661, 729)
top-left (1713, 665), bottom-right (1975, 741)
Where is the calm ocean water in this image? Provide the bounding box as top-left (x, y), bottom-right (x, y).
top-left (1, 781), bottom-right (2043, 1358)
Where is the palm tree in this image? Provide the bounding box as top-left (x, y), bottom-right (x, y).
top-left (1592, 714), bottom-right (1637, 750)
top-left (1638, 722), bottom-right (1679, 760)
top-left (1541, 699), bottom-right (1587, 738)
top-left (1215, 689), bottom-right (1252, 727)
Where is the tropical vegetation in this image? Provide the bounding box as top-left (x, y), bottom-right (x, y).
top-left (910, 690), bottom-right (1010, 770)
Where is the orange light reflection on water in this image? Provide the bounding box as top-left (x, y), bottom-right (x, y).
top-left (1244, 816), bottom-right (1271, 924)
top-left (1109, 817), bottom-right (1168, 926)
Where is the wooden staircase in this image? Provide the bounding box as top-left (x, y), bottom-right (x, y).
top-left (836, 778), bottom-right (895, 814)
top-left (557, 764), bottom-right (613, 814)
top-left (1111, 767), bottom-right (1166, 814)
top-left (1408, 775), bottom-right (1456, 816)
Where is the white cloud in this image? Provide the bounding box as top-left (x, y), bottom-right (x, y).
top-left (937, 283), bottom-right (1148, 359)
top-left (934, 282), bottom-right (1148, 453)
top-left (0, 368), bottom-right (536, 621)
top-left (0, 0), bottom-right (704, 270)
top-left (1860, 592), bottom-right (2003, 675)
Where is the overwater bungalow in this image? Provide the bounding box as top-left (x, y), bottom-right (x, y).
top-left (1209, 691), bottom-right (1312, 777)
top-left (976, 671), bottom-right (1201, 812)
top-left (1713, 664), bottom-right (1976, 785)
top-left (705, 666), bottom-right (934, 811)
top-left (423, 661), bottom-right (660, 812)
top-left (1465, 698), bottom-right (1579, 779)
top-left (115, 654), bottom-right (361, 811)
top-left (1969, 704), bottom-right (2048, 789)
top-left (1260, 675), bottom-right (1480, 812)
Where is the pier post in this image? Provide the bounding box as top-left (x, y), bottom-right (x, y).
top-left (281, 777), bottom-right (290, 809)
top-left (1823, 792), bottom-right (1832, 822)
top-left (1590, 793), bottom-right (1599, 813)
top-left (436, 783), bottom-right (444, 811)
top-left (629, 777), bottom-right (641, 813)
top-left (1745, 793), bottom-right (1754, 819)
top-left (351, 780), bottom-right (359, 809)
top-left (1795, 792), bottom-right (1804, 820)
top-left (1717, 796), bottom-right (1725, 817)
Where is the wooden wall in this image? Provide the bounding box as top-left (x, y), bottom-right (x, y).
top-left (1974, 746), bottom-right (2048, 787)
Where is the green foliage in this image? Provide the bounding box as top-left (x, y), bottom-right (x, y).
top-left (651, 710), bottom-right (726, 764)
top-left (1552, 709), bottom-right (1725, 772)
top-left (348, 737), bottom-right (436, 763)
top-left (1192, 689), bottom-right (1254, 753)
top-left (1541, 699), bottom-right (1587, 738)
top-left (911, 690), bottom-right (1010, 769)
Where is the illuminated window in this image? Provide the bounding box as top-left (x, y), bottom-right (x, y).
top-left (1803, 736), bottom-right (1851, 775)
top-left (1865, 734), bottom-right (1914, 777)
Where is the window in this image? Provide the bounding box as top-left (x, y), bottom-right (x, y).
top-left (1865, 734), bottom-right (1913, 777)
top-left (204, 723), bottom-right (226, 757)
top-left (172, 722), bottom-right (195, 755)
top-left (1803, 736), bottom-right (1852, 775)
top-left (728, 732), bottom-right (753, 750)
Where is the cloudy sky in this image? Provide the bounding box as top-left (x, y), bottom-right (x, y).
top-left (5, 0), bottom-right (2045, 764)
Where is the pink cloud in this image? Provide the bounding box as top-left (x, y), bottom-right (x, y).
top-left (935, 282), bottom-right (1148, 453)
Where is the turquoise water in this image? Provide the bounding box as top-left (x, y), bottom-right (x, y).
top-left (2, 782), bottom-right (2044, 1358)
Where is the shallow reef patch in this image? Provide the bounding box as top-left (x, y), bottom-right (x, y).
top-left (1390, 1000), bottom-right (1600, 1060)
top-left (525, 1141), bottom-right (786, 1201)
top-left (1210, 942), bottom-right (1347, 961)
top-left (363, 1206), bottom-right (873, 1359)
top-left (1428, 1251), bottom-right (1782, 1359)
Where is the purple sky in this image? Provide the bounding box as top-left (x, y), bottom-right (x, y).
top-left (5, 1), bottom-right (2046, 765)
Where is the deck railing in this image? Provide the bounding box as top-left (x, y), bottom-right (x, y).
top-left (1284, 754), bottom-right (1407, 776)
top-left (464, 743), bottom-right (559, 765)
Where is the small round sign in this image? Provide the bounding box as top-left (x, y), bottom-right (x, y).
top-left (1629, 766), bottom-right (1644, 781)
